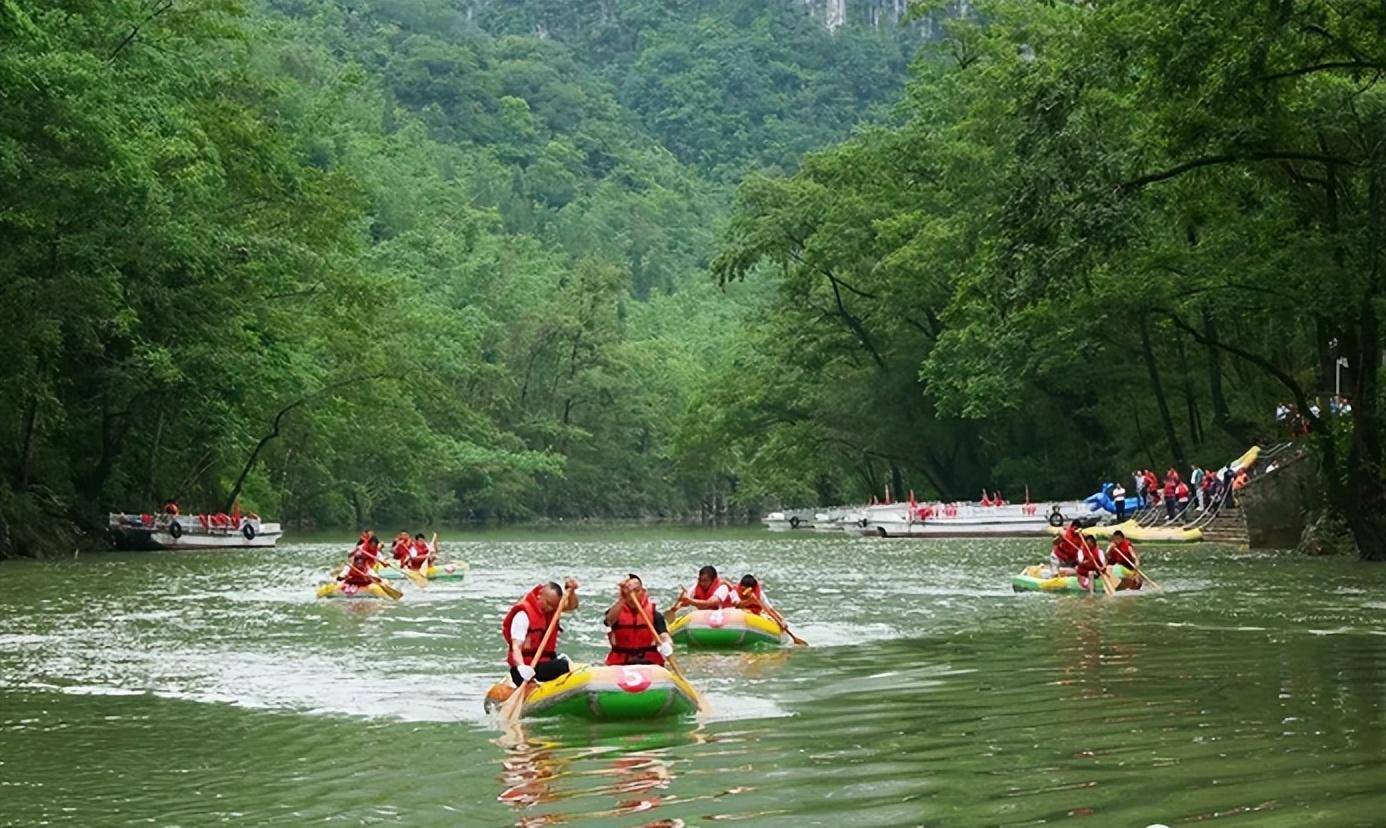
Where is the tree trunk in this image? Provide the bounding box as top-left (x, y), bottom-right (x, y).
top-left (1174, 334), bottom-right (1202, 448)
top-left (1346, 169), bottom-right (1386, 560)
top-left (145, 407), bottom-right (165, 504)
top-left (1202, 306), bottom-right (1256, 444)
top-left (1138, 315), bottom-right (1187, 470)
top-left (15, 397), bottom-right (39, 489)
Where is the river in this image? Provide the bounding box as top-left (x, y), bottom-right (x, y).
top-left (2, 528), bottom-right (1385, 826)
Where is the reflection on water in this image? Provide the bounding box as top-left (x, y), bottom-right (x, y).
top-left (2, 532), bottom-right (1386, 824)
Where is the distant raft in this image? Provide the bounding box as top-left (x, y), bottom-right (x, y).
top-left (1064, 520), bottom-right (1203, 544)
top-left (1012, 564), bottom-right (1139, 595)
top-left (483, 663), bottom-right (699, 720)
top-left (376, 562), bottom-right (468, 581)
top-left (668, 608), bottom-right (786, 649)
top-left (315, 581), bottom-right (395, 599)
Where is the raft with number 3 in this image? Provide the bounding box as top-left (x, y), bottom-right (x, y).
top-left (667, 608), bottom-right (786, 649)
top-left (483, 663), bottom-right (699, 720)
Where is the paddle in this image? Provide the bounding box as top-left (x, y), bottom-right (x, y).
top-left (628, 593), bottom-right (712, 716)
top-left (664, 588), bottom-right (688, 623)
top-left (1130, 563), bottom-right (1165, 592)
top-left (377, 551), bottom-right (429, 588)
top-left (499, 586), bottom-right (571, 725)
top-left (764, 605), bottom-right (808, 646)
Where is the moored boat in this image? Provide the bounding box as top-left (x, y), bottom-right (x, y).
top-left (376, 561), bottom-right (468, 581)
top-left (668, 608), bottom-right (785, 649)
top-left (1011, 564), bottom-right (1138, 594)
top-left (483, 663), bottom-right (698, 720)
top-left (1049, 519), bottom-right (1203, 543)
top-left (108, 512), bottom-right (283, 550)
top-left (315, 581), bottom-right (396, 600)
top-left (843, 501), bottom-right (1091, 539)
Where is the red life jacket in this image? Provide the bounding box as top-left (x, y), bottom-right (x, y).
top-left (737, 585), bottom-right (767, 615)
top-left (1107, 538), bottom-right (1137, 569)
top-left (406, 539), bottom-right (430, 569)
top-left (392, 539), bottom-right (410, 562)
top-left (1175, 482), bottom-right (1190, 502)
top-left (692, 577), bottom-right (733, 608)
top-left (605, 597), bottom-right (663, 666)
top-left (502, 586), bottom-right (559, 668)
top-left (1076, 540), bottom-right (1104, 575)
top-left (1053, 529), bottom-right (1082, 564)
top-left (342, 549), bottom-right (375, 586)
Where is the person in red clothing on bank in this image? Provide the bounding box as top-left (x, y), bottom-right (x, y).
top-left (603, 574), bottom-right (674, 666)
top-left (502, 578), bottom-right (580, 687)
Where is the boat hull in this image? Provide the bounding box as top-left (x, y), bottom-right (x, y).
top-left (484, 664), bottom-right (698, 720)
top-left (108, 514), bottom-right (282, 550)
top-left (315, 581), bottom-right (394, 600)
top-left (1012, 565), bottom-right (1138, 594)
top-left (376, 562), bottom-right (467, 581)
top-left (668, 609), bottom-right (785, 649)
top-left (1047, 520), bottom-right (1203, 544)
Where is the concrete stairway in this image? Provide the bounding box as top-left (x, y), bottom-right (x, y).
top-left (1199, 506), bottom-right (1249, 547)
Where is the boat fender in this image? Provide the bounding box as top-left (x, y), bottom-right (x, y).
top-left (169, 521), bottom-right (183, 539)
top-left (1047, 508), bottom-right (1064, 528)
top-left (241, 522), bottom-right (257, 541)
top-left (875, 526), bottom-right (888, 538)
top-left (789, 516), bottom-right (800, 529)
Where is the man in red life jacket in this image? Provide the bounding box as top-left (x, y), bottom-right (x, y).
top-left (1105, 530), bottom-right (1143, 590)
top-left (1050, 520), bottom-right (1085, 574)
top-left (672, 565), bottom-right (738, 614)
top-left (357, 531), bottom-right (382, 567)
top-left (604, 574), bottom-right (673, 666)
top-left (338, 542), bottom-right (379, 587)
top-left (736, 573), bottom-right (782, 617)
top-left (405, 533), bottom-right (432, 571)
top-left (503, 578), bottom-right (580, 687)
top-left (1074, 535), bottom-right (1107, 594)
top-left (391, 532), bottom-right (411, 563)
top-left (161, 498), bottom-right (180, 516)
top-left (1174, 480), bottom-right (1191, 516)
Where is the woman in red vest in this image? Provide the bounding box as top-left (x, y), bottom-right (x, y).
top-left (603, 575), bottom-right (673, 666)
top-left (1105, 530), bottom-right (1143, 590)
top-left (404, 533), bottom-right (432, 570)
top-left (338, 542), bottom-right (379, 587)
top-left (503, 578), bottom-right (580, 687)
top-left (671, 565), bottom-right (737, 615)
top-left (391, 532), bottom-right (411, 563)
top-left (1049, 520), bottom-right (1084, 574)
top-left (735, 574), bottom-right (775, 616)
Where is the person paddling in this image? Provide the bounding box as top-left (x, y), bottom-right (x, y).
top-left (503, 579), bottom-right (580, 690)
top-left (604, 575), bottom-right (674, 666)
top-left (670, 565), bottom-right (738, 617)
top-left (391, 531), bottom-right (411, 564)
top-left (405, 533), bottom-right (432, 571)
top-left (1105, 530), bottom-right (1143, 590)
top-left (735, 574), bottom-right (774, 615)
top-left (339, 541), bottom-right (380, 588)
top-left (1074, 535), bottom-right (1108, 594)
top-left (1050, 520), bottom-right (1084, 575)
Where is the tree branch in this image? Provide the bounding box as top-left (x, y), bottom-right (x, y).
top-left (1259, 61), bottom-right (1386, 82)
top-left (1118, 150), bottom-right (1357, 194)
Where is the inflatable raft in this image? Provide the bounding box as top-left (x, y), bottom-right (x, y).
top-left (1054, 519), bottom-right (1203, 543)
top-left (1012, 564), bottom-right (1138, 594)
top-left (376, 562), bottom-right (467, 581)
top-left (483, 663), bottom-right (698, 720)
top-left (668, 608), bottom-right (785, 649)
top-left (315, 581), bottom-right (395, 599)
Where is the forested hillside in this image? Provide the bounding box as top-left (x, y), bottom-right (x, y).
top-left (0, 0), bottom-right (915, 555)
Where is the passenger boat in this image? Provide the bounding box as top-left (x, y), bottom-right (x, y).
top-left (841, 501), bottom-right (1091, 539)
top-left (315, 581), bottom-right (396, 600)
top-left (108, 512), bottom-right (282, 550)
top-left (483, 663), bottom-right (698, 720)
top-left (375, 561), bottom-right (468, 581)
top-left (1011, 564), bottom-right (1139, 594)
top-left (668, 608), bottom-right (785, 649)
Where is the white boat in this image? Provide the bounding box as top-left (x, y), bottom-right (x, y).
top-left (762, 509), bottom-right (816, 531)
top-left (107, 512), bottom-right (283, 550)
top-left (842, 501), bottom-right (1092, 538)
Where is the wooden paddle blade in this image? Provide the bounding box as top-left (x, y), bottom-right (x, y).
top-left (380, 581), bottom-right (404, 600)
top-left (403, 566), bottom-right (429, 588)
top-left (499, 680), bottom-right (528, 723)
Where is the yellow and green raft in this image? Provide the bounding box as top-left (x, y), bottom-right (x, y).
top-left (1012, 564), bottom-right (1139, 594)
top-left (375, 561), bottom-right (468, 581)
top-left (484, 663), bottom-right (699, 720)
top-left (668, 608), bottom-right (786, 649)
top-left (315, 581), bottom-right (395, 599)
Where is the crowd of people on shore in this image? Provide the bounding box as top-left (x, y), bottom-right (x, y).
top-left (1110, 465), bottom-right (1248, 522)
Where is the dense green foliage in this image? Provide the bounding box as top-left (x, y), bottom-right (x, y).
top-left (0, 0), bottom-right (911, 555)
top-left (713, 0), bottom-right (1386, 557)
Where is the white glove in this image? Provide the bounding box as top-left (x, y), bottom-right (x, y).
top-left (516, 664), bottom-right (536, 682)
top-left (658, 641), bottom-right (674, 657)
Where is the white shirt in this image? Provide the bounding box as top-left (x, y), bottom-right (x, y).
top-left (509, 612), bottom-right (530, 642)
top-left (1112, 485), bottom-right (1126, 500)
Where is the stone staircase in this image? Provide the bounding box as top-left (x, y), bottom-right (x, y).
top-left (1198, 505), bottom-right (1249, 547)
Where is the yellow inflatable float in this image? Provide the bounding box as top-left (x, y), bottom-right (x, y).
top-left (668, 608), bottom-right (786, 649)
top-left (483, 663), bottom-right (699, 720)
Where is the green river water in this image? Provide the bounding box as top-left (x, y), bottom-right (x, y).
top-left (2, 528), bottom-right (1385, 826)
